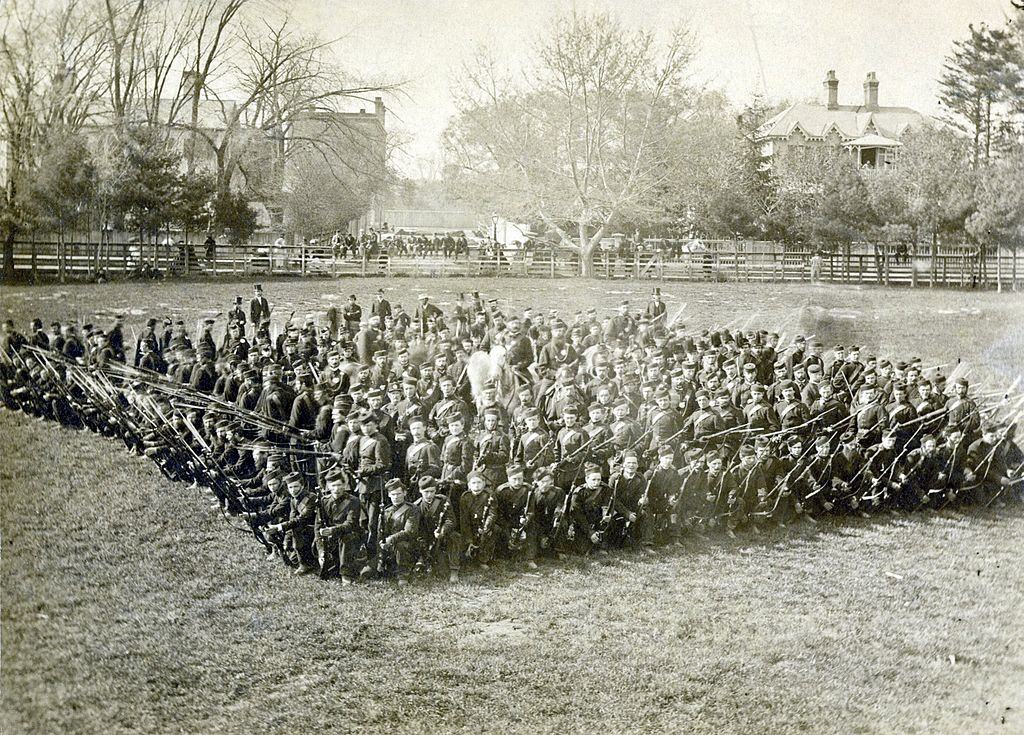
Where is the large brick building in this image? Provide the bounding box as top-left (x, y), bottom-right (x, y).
top-left (757, 71), bottom-right (929, 168)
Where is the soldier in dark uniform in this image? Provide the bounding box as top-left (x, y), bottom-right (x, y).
top-left (474, 406), bottom-right (510, 488)
top-left (516, 407), bottom-right (554, 480)
top-left (682, 389), bottom-right (718, 446)
top-left (378, 479), bottom-right (420, 584)
top-left (413, 476), bottom-right (460, 582)
top-left (428, 374), bottom-right (471, 440)
top-left (459, 471), bottom-right (497, 568)
top-left (851, 384), bottom-right (888, 448)
top-left (727, 444), bottom-right (766, 536)
top-left (744, 383), bottom-right (780, 437)
top-left (581, 458), bottom-right (638, 550)
top-left (314, 467), bottom-right (363, 583)
top-left (440, 414), bottom-right (473, 501)
top-left (863, 429), bottom-right (902, 509)
top-left (775, 380), bottom-right (811, 437)
top-left (406, 416), bottom-right (441, 486)
top-left (494, 463), bottom-right (539, 567)
top-left (554, 405), bottom-right (588, 490)
top-left (944, 378), bottom-right (981, 445)
top-left (268, 472), bottom-right (318, 574)
top-left (637, 445), bottom-right (677, 545)
top-left (647, 387), bottom-right (683, 454)
top-left (108, 315), bottom-right (127, 362)
top-left (356, 412), bottom-right (392, 555)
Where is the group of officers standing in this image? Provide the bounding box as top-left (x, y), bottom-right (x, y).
top-left (1, 283), bottom-right (1022, 586)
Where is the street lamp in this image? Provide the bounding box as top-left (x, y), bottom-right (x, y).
top-left (491, 213), bottom-right (498, 244)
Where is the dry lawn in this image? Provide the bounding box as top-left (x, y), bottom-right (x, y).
top-left (2, 277), bottom-right (1023, 734)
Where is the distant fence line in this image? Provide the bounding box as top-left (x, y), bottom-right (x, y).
top-left (6, 237), bottom-right (1023, 291)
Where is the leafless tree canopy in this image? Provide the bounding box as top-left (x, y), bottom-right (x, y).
top-left (444, 12), bottom-right (696, 275)
top-left (1, 0), bottom-right (398, 252)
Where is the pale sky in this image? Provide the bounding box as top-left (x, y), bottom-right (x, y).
top-left (284, 0), bottom-right (1012, 177)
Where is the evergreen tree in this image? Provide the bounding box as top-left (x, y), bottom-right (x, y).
top-left (939, 22), bottom-right (1024, 168)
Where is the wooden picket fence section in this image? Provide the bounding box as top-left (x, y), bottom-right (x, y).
top-left (8, 240), bottom-right (584, 281)
top-left (8, 237), bottom-right (1023, 290)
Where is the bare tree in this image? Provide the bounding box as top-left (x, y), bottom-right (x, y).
top-left (1, 0), bottom-right (108, 278)
top-left (101, 0), bottom-right (147, 122)
top-left (444, 12), bottom-right (696, 276)
top-left (180, 0), bottom-right (248, 173)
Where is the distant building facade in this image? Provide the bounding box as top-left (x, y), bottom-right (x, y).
top-left (283, 98), bottom-right (388, 234)
top-left (757, 71), bottom-right (929, 168)
top-left (75, 94), bottom-right (387, 233)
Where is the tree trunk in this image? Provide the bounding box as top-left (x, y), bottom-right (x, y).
top-left (577, 221), bottom-right (591, 277)
top-left (2, 225), bottom-right (15, 281)
top-left (984, 96), bottom-right (991, 163)
top-left (579, 244), bottom-right (596, 277)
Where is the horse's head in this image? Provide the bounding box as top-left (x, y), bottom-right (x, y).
top-left (489, 344), bottom-right (508, 367)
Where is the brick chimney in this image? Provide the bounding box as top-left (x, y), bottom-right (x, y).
top-left (374, 96), bottom-right (386, 124)
top-left (823, 70), bottom-right (839, 110)
top-left (863, 72), bottom-right (879, 110)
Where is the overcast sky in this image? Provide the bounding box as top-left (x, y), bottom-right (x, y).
top-left (284, 0), bottom-right (1012, 177)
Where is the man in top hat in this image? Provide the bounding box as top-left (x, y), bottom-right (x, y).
top-left (249, 284), bottom-right (270, 327)
top-left (645, 288), bottom-right (667, 325)
top-left (343, 294), bottom-right (362, 337)
top-left (134, 318), bottom-right (160, 367)
top-left (371, 288), bottom-right (391, 320)
top-left (228, 296), bottom-right (247, 333)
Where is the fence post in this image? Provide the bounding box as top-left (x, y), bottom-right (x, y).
top-left (930, 237), bottom-right (936, 287)
top-left (301, 241), bottom-right (306, 277)
top-left (883, 248), bottom-right (890, 286)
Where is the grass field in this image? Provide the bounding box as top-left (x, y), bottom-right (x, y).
top-left (2, 277), bottom-right (1024, 735)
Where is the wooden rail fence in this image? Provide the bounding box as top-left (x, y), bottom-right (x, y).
top-left (7, 238), bottom-right (1022, 290)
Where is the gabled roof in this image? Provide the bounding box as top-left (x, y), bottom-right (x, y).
top-left (757, 102), bottom-right (928, 142)
top-left (843, 133), bottom-right (902, 148)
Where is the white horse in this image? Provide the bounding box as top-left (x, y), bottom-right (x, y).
top-left (465, 344), bottom-right (523, 406)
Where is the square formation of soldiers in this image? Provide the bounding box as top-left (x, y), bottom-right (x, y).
top-left (1, 284), bottom-right (1022, 586)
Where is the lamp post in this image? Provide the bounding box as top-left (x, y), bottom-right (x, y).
top-left (491, 213), bottom-right (498, 245)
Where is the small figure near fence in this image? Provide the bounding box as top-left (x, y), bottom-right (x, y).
top-left (810, 250), bottom-right (824, 282)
